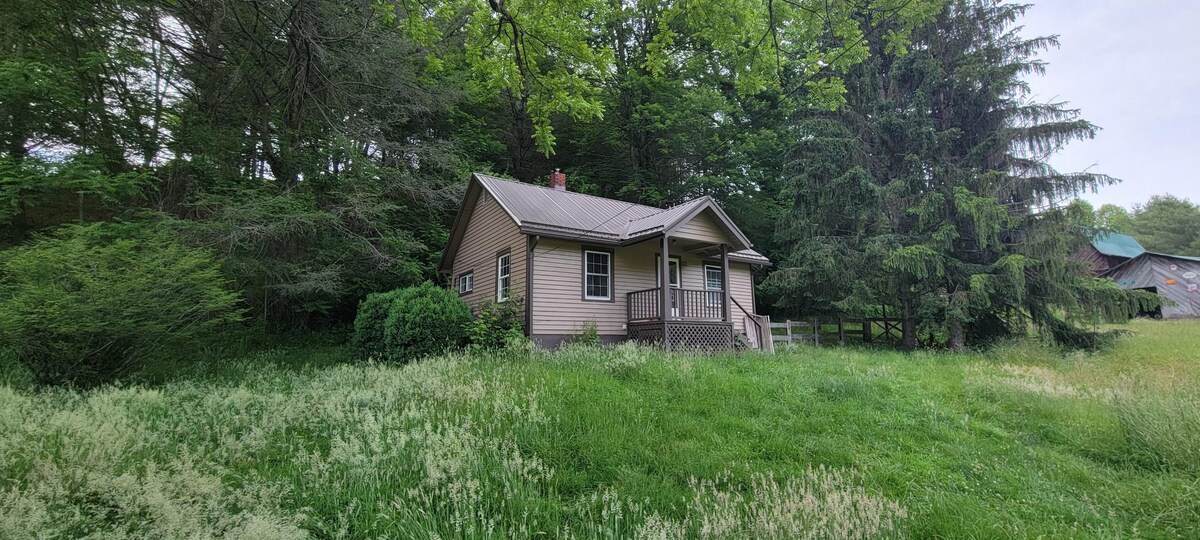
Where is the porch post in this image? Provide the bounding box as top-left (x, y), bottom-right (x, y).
top-left (721, 243), bottom-right (731, 323)
top-left (660, 233), bottom-right (671, 351)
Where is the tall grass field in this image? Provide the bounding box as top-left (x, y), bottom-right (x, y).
top-left (2, 320), bottom-right (1199, 538)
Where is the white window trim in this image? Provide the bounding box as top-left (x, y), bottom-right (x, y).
top-left (496, 253), bottom-right (511, 302)
top-left (655, 255), bottom-right (682, 288)
top-left (704, 265), bottom-right (724, 307)
top-left (457, 271), bottom-right (474, 294)
top-left (583, 250), bottom-right (613, 301)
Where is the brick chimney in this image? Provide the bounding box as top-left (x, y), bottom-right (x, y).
top-left (549, 168), bottom-right (567, 191)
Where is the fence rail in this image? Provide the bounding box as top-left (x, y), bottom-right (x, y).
top-left (769, 318), bottom-right (903, 347)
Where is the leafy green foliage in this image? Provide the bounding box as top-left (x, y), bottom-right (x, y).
top-left (401, 0), bottom-right (939, 155)
top-left (351, 289), bottom-right (407, 361)
top-left (0, 0), bottom-right (944, 341)
top-left (466, 299), bottom-right (525, 352)
top-left (574, 321), bottom-right (601, 347)
top-left (1129, 195), bottom-right (1200, 256)
top-left (0, 223), bottom-right (243, 386)
top-left (382, 282), bottom-right (471, 362)
top-left (1069, 195), bottom-right (1200, 256)
top-left (1097, 204), bottom-right (1136, 233)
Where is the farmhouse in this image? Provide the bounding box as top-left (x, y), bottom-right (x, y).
top-left (439, 172), bottom-right (773, 351)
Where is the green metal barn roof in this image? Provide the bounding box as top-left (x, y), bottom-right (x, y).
top-left (1091, 231), bottom-right (1146, 259)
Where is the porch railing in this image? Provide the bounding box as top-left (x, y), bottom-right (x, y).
top-left (627, 287), bottom-right (725, 322)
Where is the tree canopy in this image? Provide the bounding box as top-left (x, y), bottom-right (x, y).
top-left (1071, 195), bottom-right (1200, 256)
top-left (0, 0), bottom-right (1144, 357)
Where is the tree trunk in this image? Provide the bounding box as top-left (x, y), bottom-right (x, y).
top-left (900, 286), bottom-right (918, 350)
top-left (948, 318), bottom-right (964, 352)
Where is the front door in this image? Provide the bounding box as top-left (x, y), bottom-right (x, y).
top-left (704, 265), bottom-right (724, 318)
top-left (656, 255), bottom-right (681, 317)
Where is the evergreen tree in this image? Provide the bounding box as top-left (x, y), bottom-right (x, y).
top-left (767, 0), bottom-right (1146, 349)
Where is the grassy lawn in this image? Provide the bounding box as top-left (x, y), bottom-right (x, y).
top-left (2, 320), bottom-right (1198, 538)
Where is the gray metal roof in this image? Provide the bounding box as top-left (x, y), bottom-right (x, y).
top-left (471, 173), bottom-right (768, 263)
top-left (625, 198), bottom-right (709, 238)
top-left (476, 173), bottom-right (661, 238)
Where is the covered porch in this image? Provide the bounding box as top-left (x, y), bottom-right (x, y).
top-left (624, 233), bottom-right (771, 352)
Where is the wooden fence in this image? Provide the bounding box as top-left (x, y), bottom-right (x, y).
top-left (770, 318), bottom-right (903, 347)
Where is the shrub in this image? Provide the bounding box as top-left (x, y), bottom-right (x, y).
top-left (382, 282), bottom-right (471, 362)
top-left (0, 346), bottom-right (33, 390)
top-left (350, 289), bottom-right (405, 360)
top-left (0, 222), bottom-right (243, 386)
top-left (574, 320), bottom-right (601, 346)
top-left (467, 299), bottom-right (524, 351)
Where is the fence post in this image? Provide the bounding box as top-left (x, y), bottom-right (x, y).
top-left (785, 320), bottom-right (793, 344)
top-left (863, 319), bottom-right (871, 343)
top-left (838, 318), bottom-right (845, 345)
top-left (764, 316), bottom-right (774, 353)
top-left (813, 319), bottom-right (820, 347)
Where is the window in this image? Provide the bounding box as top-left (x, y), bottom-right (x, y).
top-left (583, 250), bottom-right (612, 301)
top-left (704, 265), bottom-right (724, 307)
top-left (457, 271), bottom-right (474, 295)
top-left (654, 255), bottom-right (681, 288)
top-left (496, 253), bottom-right (511, 301)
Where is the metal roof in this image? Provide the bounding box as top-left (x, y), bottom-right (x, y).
top-left (1145, 252), bottom-right (1200, 263)
top-left (625, 198), bottom-right (709, 238)
top-left (1090, 231), bottom-right (1146, 259)
top-left (475, 173), bottom-right (662, 238)
top-left (470, 173), bottom-right (769, 264)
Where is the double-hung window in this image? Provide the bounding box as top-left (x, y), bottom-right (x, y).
top-left (583, 250), bottom-right (612, 301)
top-left (496, 253), bottom-right (511, 301)
top-left (457, 271), bottom-right (474, 295)
top-left (704, 265), bottom-right (724, 307)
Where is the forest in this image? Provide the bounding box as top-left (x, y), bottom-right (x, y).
top-left (6, 2), bottom-right (1200, 537)
top-left (0, 0), bottom-right (1158, 384)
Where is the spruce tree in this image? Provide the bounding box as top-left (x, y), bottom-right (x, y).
top-left (767, 0), bottom-right (1148, 349)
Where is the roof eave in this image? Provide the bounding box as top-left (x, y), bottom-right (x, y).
top-left (438, 179), bottom-right (483, 273)
top-left (518, 224), bottom-right (624, 245)
top-left (661, 196), bottom-right (754, 251)
top-left (729, 256), bottom-right (772, 266)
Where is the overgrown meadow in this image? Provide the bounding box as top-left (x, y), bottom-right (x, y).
top-left (2, 320), bottom-right (1198, 538)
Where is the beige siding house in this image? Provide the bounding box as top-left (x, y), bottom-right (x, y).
top-left (440, 172), bottom-right (773, 351)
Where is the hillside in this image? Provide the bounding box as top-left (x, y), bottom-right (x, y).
top-left (2, 320), bottom-right (1198, 538)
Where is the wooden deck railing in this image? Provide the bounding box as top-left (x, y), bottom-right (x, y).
top-left (627, 287), bottom-right (725, 322)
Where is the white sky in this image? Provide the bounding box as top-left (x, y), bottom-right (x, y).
top-left (1019, 1), bottom-right (1200, 209)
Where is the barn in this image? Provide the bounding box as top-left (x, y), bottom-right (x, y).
top-left (1105, 252), bottom-right (1200, 318)
top-left (1070, 231), bottom-right (1146, 275)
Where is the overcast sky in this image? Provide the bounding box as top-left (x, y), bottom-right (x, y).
top-left (1018, 1), bottom-right (1200, 209)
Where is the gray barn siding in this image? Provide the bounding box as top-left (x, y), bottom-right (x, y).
top-left (530, 237), bottom-right (758, 337)
top-left (1109, 255), bottom-right (1200, 318)
top-left (450, 192), bottom-right (527, 319)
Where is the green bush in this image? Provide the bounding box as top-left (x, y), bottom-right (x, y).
top-left (350, 289), bottom-right (405, 360)
top-left (0, 223), bottom-right (243, 386)
top-left (574, 320), bottom-right (601, 346)
top-left (0, 346), bottom-right (33, 390)
top-left (382, 282), bottom-right (471, 362)
top-left (467, 299), bottom-right (525, 351)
